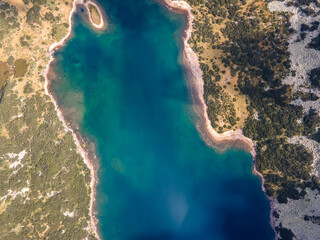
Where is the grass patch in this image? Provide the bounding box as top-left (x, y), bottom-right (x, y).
top-left (52, 23), bottom-right (69, 41)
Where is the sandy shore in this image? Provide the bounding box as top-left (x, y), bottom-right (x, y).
top-left (43, 0), bottom-right (101, 239)
top-left (157, 0), bottom-right (277, 237)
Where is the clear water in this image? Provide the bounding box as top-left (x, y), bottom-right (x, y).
top-left (51, 0), bottom-right (274, 239)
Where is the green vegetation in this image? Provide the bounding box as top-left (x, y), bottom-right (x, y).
top-left (7, 56), bottom-right (14, 66)
top-left (257, 139), bottom-right (313, 203)
top-left (275, 225), bottom-right (295, 240)
top-left (308, 67), bottom-right (320, 88)
top-left (52, 23), bottom-right (69, 41)
top-left (310, 129), bottom-right (320, 143)
top-left (23, 0), bottom-right (47, 4)
top-left (26, 4), bottom-right (41, 26)
top-left (23, 81), bottom-right (33, 94)
top-left (45, 12), bottom-right (55, 22)
top-left (304, 215), bottom-right (320, 225)
top-left (0, 83), bottom-right (96, 239)
top-left (0, 1), bottom-right (97, 239)
top-left (257, 139), bottom-right (312, 181)
top-left (0, 1), bottom-right (19, 40)
top-left (293, 91), bottom-right (319, 101)
top-left (221, 19), bottom-right (291, 84)
top-left (201, 62), bottom-right (238, 131)
top-left (308, 32), bottom-right (320, 50)
top-left (303, 108), bottom-right (320, 136)
top-left (300, 21), bottom-right (319, 32)
top-left (19, 35), bottom-right (32, 47)
top-left (88, 3), bottom-right (102, 26)
top-left (185, 1), bottom-right (320, 230)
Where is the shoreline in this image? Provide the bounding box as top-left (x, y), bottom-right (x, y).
top-left (42, 0), bottom-right (276, 239)
top-left (85, 0), bottom-right (107, 31)
top-left (157, 0), bottom-right (254, 153)
top-left (43, 0), bottom-right (101, 239)
top-left (157, 0), bottom-right (277, 238)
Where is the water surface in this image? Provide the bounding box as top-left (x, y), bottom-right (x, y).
top-left (51, 0), bottom-right (274, 239)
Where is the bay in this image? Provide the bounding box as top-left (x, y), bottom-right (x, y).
top-left (51, 0), bottom-right (274, 239)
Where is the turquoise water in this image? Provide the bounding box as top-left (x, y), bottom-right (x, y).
top-left (51, 0), bottom-right (274, 239)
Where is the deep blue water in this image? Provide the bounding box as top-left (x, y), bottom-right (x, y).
top-left (51, 0), bottom-right (274, 239)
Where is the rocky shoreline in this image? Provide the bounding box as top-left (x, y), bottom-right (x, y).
top-left (157, 0), bottom-right (254, 153)
top-left (157, 0), bottom-right (277, 238)
top-left (43, 0), bottom-right (281, 239)
top-left (43, 0), bottom-right (104, 239)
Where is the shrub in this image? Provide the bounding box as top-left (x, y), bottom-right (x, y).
top-left (26, 5), bottom-right (41, 26)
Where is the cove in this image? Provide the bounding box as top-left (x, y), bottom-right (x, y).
top-left (50, 0), bottom-right (274, 239)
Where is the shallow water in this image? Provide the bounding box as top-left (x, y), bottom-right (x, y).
top-left (51, 0), bottom-right (274, 239)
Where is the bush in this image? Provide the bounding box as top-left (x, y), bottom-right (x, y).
top-left (303, 108), bottom-right (320, 135)
top-left (308, 67), bottom-right (320, 88)
top-left (26, 5), bottom-right (41, 26)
